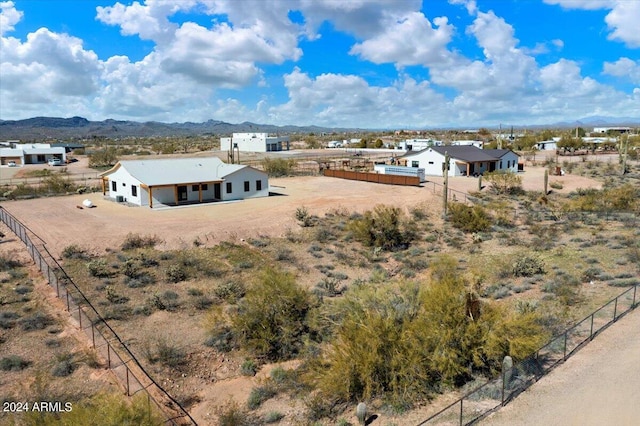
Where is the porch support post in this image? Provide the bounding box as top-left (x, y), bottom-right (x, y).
top-left (466, 163), bottom-right (470, 176)
top-left (149, 186), bottom-right (153, 208)
top-left (174, 185), bottom-right (179, 205)
top-left (101, 178), bottom-right (106, 195)
top-left (199, 184), bottom-right (203, 203)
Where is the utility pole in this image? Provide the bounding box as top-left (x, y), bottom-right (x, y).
top-left (621, 134), bottom-right (628, 176)
top-left (443, 151), bottom-right (450, 217)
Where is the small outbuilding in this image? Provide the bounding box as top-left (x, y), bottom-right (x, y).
top-left (99, 157), bottom-right (269, 208)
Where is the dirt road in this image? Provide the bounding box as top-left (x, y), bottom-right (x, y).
top-left (482, 307), bottom-right (640, 426)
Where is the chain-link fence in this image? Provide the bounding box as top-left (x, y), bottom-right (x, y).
top-left (417, 284), bottom-right (639, 425)
top-left (0, 207), bottom-right (197, 426)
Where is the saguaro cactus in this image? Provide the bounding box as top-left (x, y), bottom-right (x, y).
top-left (502, 355), bottom-right (514, 392)
top-left (356, 402), bottom-right (367, 425)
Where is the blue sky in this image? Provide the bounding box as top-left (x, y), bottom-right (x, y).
top-left (1, 0), bottom-right (639, 129)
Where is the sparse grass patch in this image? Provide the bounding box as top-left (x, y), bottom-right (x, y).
top-left (121, 233), bottom-right (161, 250)
top-left (0, 355), bottom-right (30, 371)
top-left (247, 384), bottom-right (277, 410)
top-left (19, 312), bottom-right (54, 331)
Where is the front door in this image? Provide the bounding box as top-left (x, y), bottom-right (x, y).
top-left (214, 183), bottom-right (221, 200)
top-left (177, 185), bottom-right (188, 202)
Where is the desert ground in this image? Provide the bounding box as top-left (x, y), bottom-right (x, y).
top-left (0, 165), bottom-right (601, 259)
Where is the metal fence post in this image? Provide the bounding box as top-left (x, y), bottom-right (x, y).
top-left (78, 305), bottom-right (82, 328)
top-left (107, 344), bottom-right (111, 368)
top-left (126, 367), bottom-right (130, 396)
top-left (590, 313), bottom-right (594, 340)
top-left (634, 285), bottom-right (637, 308)
top-left (459, 399), bottom-right (463, 426)
top-left (563, 331), bottom-right (568, 360)
top-left (91, 324), bottom-right (95, 348)
top-left (613, 298), bottom-right (618, 321)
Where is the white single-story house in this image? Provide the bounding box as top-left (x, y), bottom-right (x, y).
top-left (99, 157), bottom-right (269, 208)
top-left (451, 140), bottom-right (484, 149)
top-left (396, 139), bottom-right (443, 151)
top-left (535, 139), bottom-right (558, 151)
top-left (220, 133), bottom-right (290, 152)
top-left (0, 143), bottom-right (66, 166)
top-left (401, 146), bottom-right (520, 177)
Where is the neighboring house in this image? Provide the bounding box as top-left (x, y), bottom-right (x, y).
top-left (535, 140), bottom-right (558, 151)
top-left (220, 133), bottom-right (290, 152)
top-left (51, 142), bottom-right (85, 153)
top-left (401, 146), bottom-right (520, 177)
top-left (0, 143), bottom-right (66, 166)
top-left (99, 157), bottom-right (269, 208)
top-left (396, 139), bottom-right (442, 151)
top-left (451, 140), bottom-right (484, 149)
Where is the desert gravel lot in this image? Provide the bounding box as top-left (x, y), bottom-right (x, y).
top-left (0, 170), bottom-right (601, 258)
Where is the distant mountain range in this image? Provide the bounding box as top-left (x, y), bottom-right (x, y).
top-left (0, 115), bottom-right (637, 141)
top-left (0, 116), bottom-right (359, 141)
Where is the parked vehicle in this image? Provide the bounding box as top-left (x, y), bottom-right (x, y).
top-left (7, 160), bottom-right (17, 167)
top-left (48, 158), bottom-right (62, 166)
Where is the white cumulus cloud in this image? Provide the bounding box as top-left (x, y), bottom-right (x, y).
top-left (603, 57), bottom-right (640, 84)
top-left (0, 1), bottom-right (22, 36)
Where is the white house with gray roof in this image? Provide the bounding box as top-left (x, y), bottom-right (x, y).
top-left (401, 146), bottom-right (520, 177)
top-left (99, 157), bottom-right (268, 208)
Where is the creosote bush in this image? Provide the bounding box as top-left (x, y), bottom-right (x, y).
top-left (121, 233), bottom-right (161, 250)
top-left (348, 205), bottom-right (413, 251)
top-left (448, 203), bottom-right (492, 233)
top-left (214, 268), bottom-right (312, 361)
top-left (484, 170), bottom-right (523, 195)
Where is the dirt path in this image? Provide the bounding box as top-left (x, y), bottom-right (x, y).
top-left (482, 307), bottom-right (640, 426)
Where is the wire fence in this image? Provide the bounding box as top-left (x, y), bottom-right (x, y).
top-left (0, 207), bottom-right (197, 426)
top-left (416, 283), bottom-right (639, 425)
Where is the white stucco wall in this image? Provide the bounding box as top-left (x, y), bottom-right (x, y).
top-left (221, 167), bottom-right (269, 201)
top-left (106, 166), bottom-right (143, 205)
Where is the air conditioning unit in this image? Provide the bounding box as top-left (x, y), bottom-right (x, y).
top-left (116, 195), bottom-right (124, 202)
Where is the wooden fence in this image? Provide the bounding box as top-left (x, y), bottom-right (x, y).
top-left (323, 169), bottom-right (420, 186)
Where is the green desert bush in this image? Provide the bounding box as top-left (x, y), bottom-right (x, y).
top-left (310, 257), bottom-right (548, 404)
top-left (448, 202), bottom-right (492, 233)
top-left (348, 205), bottom-right (414, 251)
top-left (512, 255), bottom-right (546, 277)
top-left (0, 355), bottom-right (30, 371)
top-left (121, 233), bottom-right (161, 250)
top-left (484, 170), bottom-right (523, 195)
top-left (262, 157), bottom-right (296, 177)
top-left (229, 268), bottom-right (312, 361)
top-left (247, 384), bottom-right (277, 410)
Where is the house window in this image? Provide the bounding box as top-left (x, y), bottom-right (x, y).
top-left (131, 185), bottom-right (137, 197)
top-left (111, 181), bottom-right (117, 191)
top-left (428, 161), bottom-right (434, 165)
top-left (500, 161), bottom-right (503, 168)
top-left (202, 184), bottom-right (208, 190)
top-left (256, 180), bottom-right (262, 191)
top-left (244, 181), bottom-right (250, 192)
top-left (192, 184), bottom-right (199, 191)
top-left (412, 161), bottom-right (419, 168)
top-left (226, 182), bottom-right (232, 193)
